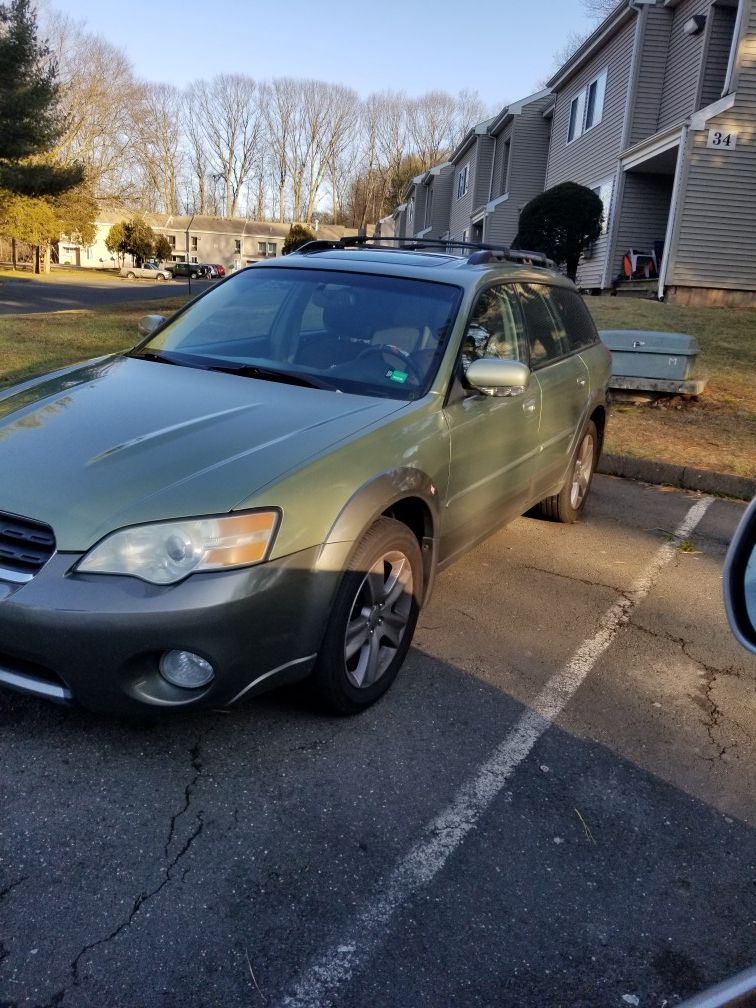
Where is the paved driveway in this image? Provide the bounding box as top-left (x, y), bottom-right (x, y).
top-left (0, 274), bottom-right (211, 315)
top-left (0, 476), bottom-right (753, 1008)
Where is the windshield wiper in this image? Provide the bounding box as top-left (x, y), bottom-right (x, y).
top-left (202, 362), bottom-right (334, 390)
top-left (128, 349), bottom-right (185, 367)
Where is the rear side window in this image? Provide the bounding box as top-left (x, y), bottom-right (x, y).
top-left (548, 286), bottom-right (599, 352)
top-left (517, 284), bottom-right (569, 366)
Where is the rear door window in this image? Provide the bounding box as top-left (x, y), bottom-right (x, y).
top-left (547, 286), bottom-right (600, 352)
top-left (517, 284), bottom-right (570, 367)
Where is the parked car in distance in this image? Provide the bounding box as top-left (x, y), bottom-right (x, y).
top-left (170, 262), bottom-right (206, 280)
top-left (201, 264), bottom-right (226, 279)
top-left (119, 260), bottom-right (172, 281)
top-left (0, 239), bottom-right (611, 718)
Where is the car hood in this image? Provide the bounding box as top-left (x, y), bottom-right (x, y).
top-left (0, 356), bottom-right (404, 550)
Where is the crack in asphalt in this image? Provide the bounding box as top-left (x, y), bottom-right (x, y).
top-left (164, 735), bottom-right (204, 859)
top-left (34, 730), bottom-right (212, 1007)
top-left (630, 621), bottom-right (745, 760)
top-left (0, 875), bottom-right (28, 903)
top-left (517, 562), bottom-right (628, 595)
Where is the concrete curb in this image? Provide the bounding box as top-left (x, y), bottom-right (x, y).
top-left (598, 453), bottom-right (755, 501)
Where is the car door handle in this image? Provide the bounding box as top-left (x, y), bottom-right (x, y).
top-left (576, 376), bottom-right (587, 386)
top-left (522, 399), bottom-right (537, 413)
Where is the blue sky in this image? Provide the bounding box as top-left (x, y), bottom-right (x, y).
top-left (44, 0), bottom-right (595, 110)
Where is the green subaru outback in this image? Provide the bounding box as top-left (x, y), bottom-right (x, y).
top-left (0, 241), bottom-right (610, 716)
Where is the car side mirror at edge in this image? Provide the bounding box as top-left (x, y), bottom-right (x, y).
top-left (723, 495), bottom-right (756, 654)
top-left (138, 314), bottom-right (167, 339)
top-left (465, 358), bottom-right (530, 397)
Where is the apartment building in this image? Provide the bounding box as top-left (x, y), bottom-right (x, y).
top-left (394, 0), bottom-right (755, 306)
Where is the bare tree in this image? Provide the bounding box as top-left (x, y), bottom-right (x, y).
top-left (186, 75), bottom-right (262, 217)
top-left (42, 9), bottom-right (141, 202)
top-left (181, 94), bottom-right (210, 213)
top-left (407, 91), bottom-right (459, 167)
top-left (133, 84), bottom-right (183, 213)
top-left (260, 78), bottom-right (298, 222)
top-left (583, 0), bottom-right (624, 21)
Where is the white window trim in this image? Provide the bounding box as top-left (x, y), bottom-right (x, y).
top-left (566, 68), bottom-right (607, 145)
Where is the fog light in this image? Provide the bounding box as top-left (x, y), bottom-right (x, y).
top-left (159, 650), bottom-right (215, 689)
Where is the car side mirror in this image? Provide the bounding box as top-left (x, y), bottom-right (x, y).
top-left (138, 314), bottom-right (167, 338)
top-left (465, 358), bottom-right (530, 397)
top-left (723, 496), bottom-right (756, 654)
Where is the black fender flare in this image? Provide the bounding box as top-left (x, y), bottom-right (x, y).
top-left (315, 467), bottom-right (442, 604)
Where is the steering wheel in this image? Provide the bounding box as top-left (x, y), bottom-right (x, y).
top-left (354, 344), bottom-right (422, 382)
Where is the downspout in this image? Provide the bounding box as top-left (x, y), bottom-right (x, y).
top-left (601, 1), bottom-right (645, 289)
top-left (657, 125), bottom-right (689, 301)
top-left (185, 213), bottom-right (195, 263)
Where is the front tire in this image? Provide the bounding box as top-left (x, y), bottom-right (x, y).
top-left (539, 419), bottom-right (598, 523)
top-left (312, 517), bottom-right (423, 714)
top-left (126, 271), bottom-right (136, 279)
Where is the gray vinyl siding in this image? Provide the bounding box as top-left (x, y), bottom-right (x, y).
top-left (546, 16), bottom-right (636, 190)
top-left (629, 4), bottom-right (673, 146)
top-left (610, 172), bottom-right (673, 280)
top-left (510, 98), bottom-right (552, 201)
top-left (657, 0), bottom-right (711, 129)
top-left (473, 136), bottom-right (495, 212)
top-left (546, 15), bottom-right (636, 286)
top-left (412, 185), bottom-right (429, 237)
top-left (486, 98), bottom-right (552, 246)
top-left (490, 123), bottom-right (513, 200)
top-left (448, 151), bottom-right (476, 239)
top-left (700, 4), bottom-right (738, 106)
top-left (429, 167), bottom-right (454, 237)
top-left (669, 3), bottom-right (756, 291)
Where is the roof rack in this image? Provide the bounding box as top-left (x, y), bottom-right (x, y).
top-left (295, 235), bottom-right (555, 269)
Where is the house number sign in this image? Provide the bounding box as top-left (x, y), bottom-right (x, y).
top-left (707, 130), bottom-right (737, 149)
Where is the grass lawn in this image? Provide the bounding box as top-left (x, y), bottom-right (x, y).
top-left (0, 297), bottom-right (191, 387)
top-left (587, 298), bottom-right (756, 478)
top-left (0, 293), bottom-right (753, 478)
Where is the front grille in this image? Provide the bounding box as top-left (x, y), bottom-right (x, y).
top-left (0, 511), bottom-right (56, 580)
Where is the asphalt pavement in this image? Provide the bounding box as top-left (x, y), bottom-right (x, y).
top-left (1, 476), bottom-right (753, 1008)
top-left (0, 274), bottom-right (211, 315)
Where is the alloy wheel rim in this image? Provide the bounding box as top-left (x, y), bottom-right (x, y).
top-left (343, 550), bottom-right (414, 689)
top-left (570, 433), bottom-right (595, 510)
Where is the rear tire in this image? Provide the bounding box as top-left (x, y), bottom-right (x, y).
top-left (312, 517), bottom-right (423, 715)
top-left (126, 271), bottom-right (136, 279)
top-left (539, 420), bottom-right (598, 523)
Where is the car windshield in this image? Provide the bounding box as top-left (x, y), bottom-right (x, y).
top-left (132, 266), bottom-right (462, 400)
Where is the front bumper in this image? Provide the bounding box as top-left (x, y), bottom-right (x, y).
top-left (0, 546), bottom-right (336, 715)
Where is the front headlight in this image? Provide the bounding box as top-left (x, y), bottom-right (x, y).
top-left (76, 511), bottom-right (280, 585)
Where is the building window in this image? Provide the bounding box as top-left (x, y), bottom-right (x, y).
top-left (585, 71), bottom-right (607, 130)
top-left (591, 179), bottom-right (613, 235)
top-left (267, 242), bottom-right (276, 256)
top-left (568, 91), bottom-right (586, 142)
top-left (408, 198), bottom-right (414, 227)
top-left (235, 239), bottom-right (241, 253)
top-left (190, 237), bottom-right (198, 251)
top-left (258, 241), bottom-right (267, 255)
top-left (457, 164), bottom-right (470, 199)
top-left (567, 69), bottom-right (606, 143)
top-left (168, 235), bottom-right (176, 248)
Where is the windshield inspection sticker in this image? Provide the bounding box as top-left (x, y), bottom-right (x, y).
top-left (387, 370), bottom-right (409, 383)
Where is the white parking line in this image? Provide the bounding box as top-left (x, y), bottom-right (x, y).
top-left (277, 496), bottom-right (715, 1008)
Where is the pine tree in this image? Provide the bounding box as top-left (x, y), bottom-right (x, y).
top-left (0, 0), bottom-right (83, 195)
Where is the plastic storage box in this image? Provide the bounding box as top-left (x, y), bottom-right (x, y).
top-left (598, 330), bottom-right (700, 380)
